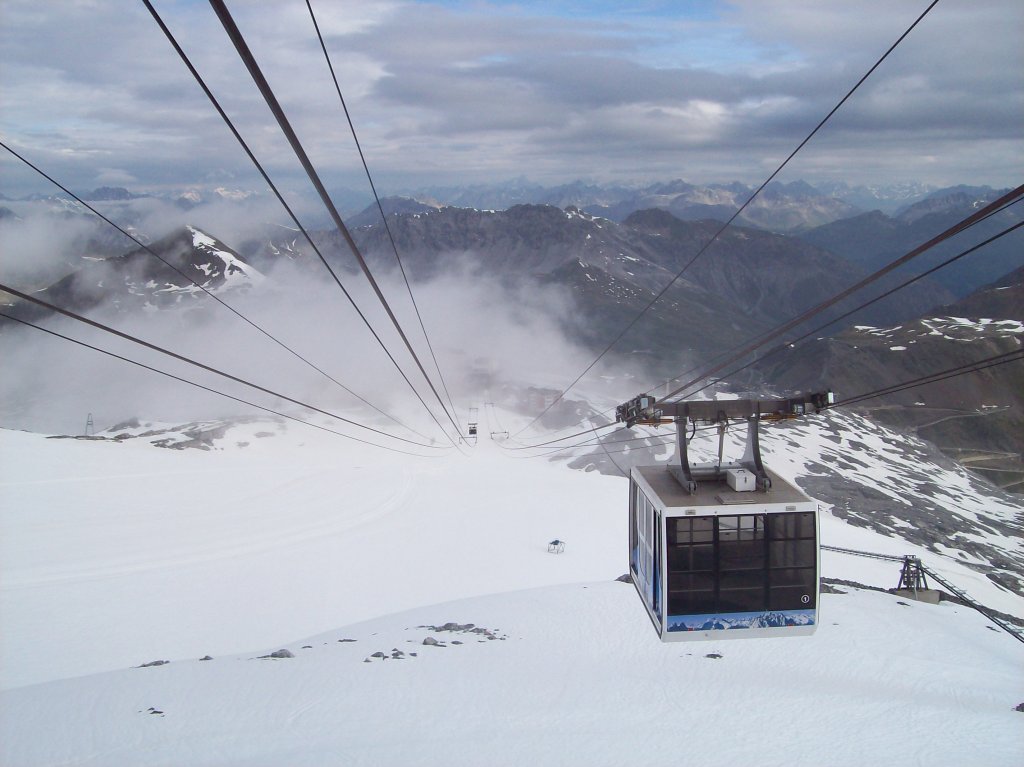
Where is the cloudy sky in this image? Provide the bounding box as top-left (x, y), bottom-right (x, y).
top-left (1, 0), bottom-right (1021, 199)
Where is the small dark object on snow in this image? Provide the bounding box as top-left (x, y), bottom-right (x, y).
top-left (616, 574), bottom-right (631, 583)
top-left (1015, 702), bottom-right (1024, 712)
top-left (896, 601), bottom-right (910, 607)
top-left (547, 539), bottom-right (565, 553)
top-left (302, 645), bottom-right (312, 649)
top-left (138, 660), bottom-right (169, 668)
top-left (338, 638), bottom-right (357, 643)
top-left (820, 582), bottom-right (846, 594)
top-left (452, 640), bottom-right (463, 645)
top-left (371, 652), bottom-right (387, 658)
top-left (260, 649), bottom-right (294, 659)
top-left (422, 637), bottom-right (442, 646)
top-left (147, 707), bottom-right (164, 715)
top-left (705, 653), bottom-right (723, 659)
top-left (199, 655), bottom-right (213, 661)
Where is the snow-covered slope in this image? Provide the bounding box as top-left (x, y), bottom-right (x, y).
top-left (1, 405), bottom-right (1021, 765)
top-left (0, 414), bottom-right (624, 691)
top-left (2, 583), bottom-right (1021, 767)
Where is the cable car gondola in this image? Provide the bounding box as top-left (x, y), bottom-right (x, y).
top-left (618, 392), bottom-right (832, 641)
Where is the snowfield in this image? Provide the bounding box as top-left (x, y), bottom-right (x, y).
top-left (1, 406), bottom-right (1022, 765)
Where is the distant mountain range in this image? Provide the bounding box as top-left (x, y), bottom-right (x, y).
top-left (4, 178), bottom-right (969, 233)
top-left (306, 204), bottom-right (951, 366)
top-left (391, 178), bottom-right (947, 228)
top-left (3, 185), bottom-right (1019, 492)
top-left (798, 186), bottom-right (1022, 295)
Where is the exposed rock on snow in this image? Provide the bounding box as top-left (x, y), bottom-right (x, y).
top-left (258, 649), bottom-right (294, 660)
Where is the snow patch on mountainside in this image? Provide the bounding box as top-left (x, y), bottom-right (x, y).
top-left (853, 317), bottom-right (1023, 342)
top-left (188, 226), bottom-right (264, 289)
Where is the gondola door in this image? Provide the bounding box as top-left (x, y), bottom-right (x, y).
top-left (630, 479), bottom-right (664, 634)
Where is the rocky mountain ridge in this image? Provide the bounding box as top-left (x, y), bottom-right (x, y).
top-left (752, 265), bottom-right (1024, 493)
top-left (1, 226), bottom-right (261, 322)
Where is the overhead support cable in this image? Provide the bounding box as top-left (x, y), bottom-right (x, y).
top-left (0, 139), bottom-right (427, 442)
top-left (502, 423), bottom-right (622, 451)
top-left (515, 0), bottom-right (942, 436)
top-left (515, 350), bottom-right (1023, 462)
top-left (832, 349), bottom-right (1024, 408)
top-left (0, 282), bottom-right (448, 451)
top-left (141, 0), bottom-right (456, 447)
top-left (0, 312), bottom-right (442, 458)
top-left (305, 0), bottom-right (460, 423)
top-left (661, 183), bottom-right (1024, 401)
top-left (655, 195), bottom-right (1024, 401)
top-left (206, 0), bottom-right (463, 441)
top-left (676, 217), bottom-right (1024, 401)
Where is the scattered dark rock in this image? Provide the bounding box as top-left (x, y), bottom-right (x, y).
top-left (705, 653), bottom-right (723, 659)
top-left (137, 660), bottom-right (169, 668)
top-left (1014, 702), bottom-right (1024, 712)
top-left (616, 574), bottom-right (632, 583)
top-left (302, 645), bottom-right (312, 649)
top-left (422, 637), bottom-right (442, 646)
top-left (820, 581), bottom-right (846, 595)
top-left (337, 638), bottom-right (357, 643)
top-left (451, 640), bottom-right (463, 645)
top-left (823, 577), bottom-right (891, 594)
top-left (410, 652), bottom-right (418, 657)
top-left (199, 655), bottom-right (213, 661)
top-left (258, 649), bottom-right (294, 659)
top-left (371, 651), bottom-right (387, 658)
top-left (896, 601), bottom-right (910, 607)
top-left (422, 622), bottom-right (476, 633)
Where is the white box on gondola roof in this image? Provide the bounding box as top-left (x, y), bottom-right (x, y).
top-left (726, 468), bottom-right (755, 492)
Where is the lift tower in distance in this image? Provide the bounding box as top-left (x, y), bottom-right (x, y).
top-left (617, 391), bottom-right (833, 641)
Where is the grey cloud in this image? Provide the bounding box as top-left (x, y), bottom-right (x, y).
top-left (1, 0), bottom-right (1021, 195)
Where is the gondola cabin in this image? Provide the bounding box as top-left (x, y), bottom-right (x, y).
top-left (618, 391), bottom-right (831, 641)
top-left (629, 465), bottom-right (818, 640)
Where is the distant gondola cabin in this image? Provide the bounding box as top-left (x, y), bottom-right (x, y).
top-left (629, 465), bottom-right (819, 640)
